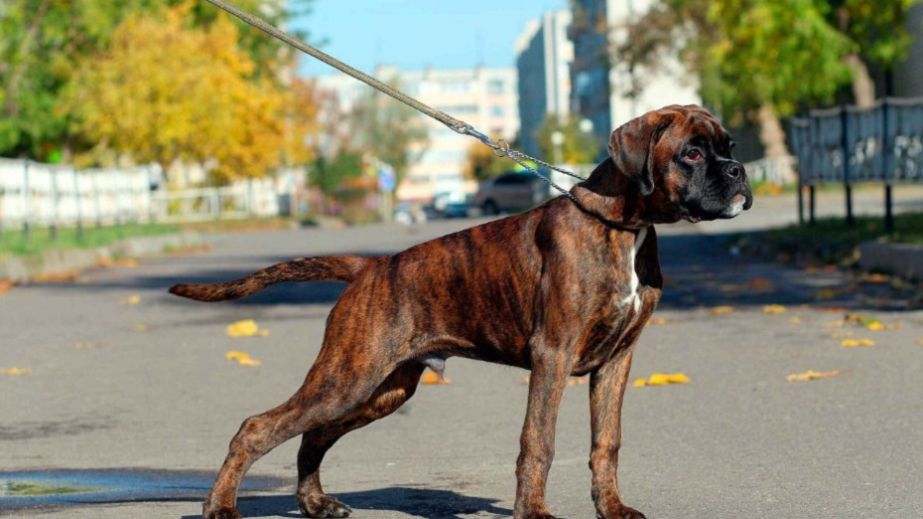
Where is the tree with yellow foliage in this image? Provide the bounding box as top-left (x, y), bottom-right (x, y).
top-left (464, 137), bottom-right (512, 182)
top-left (64, 3), bottom-right (315, 183)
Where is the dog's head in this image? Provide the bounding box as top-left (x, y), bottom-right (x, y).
top-left (584, 104), bottom-right (753, 223)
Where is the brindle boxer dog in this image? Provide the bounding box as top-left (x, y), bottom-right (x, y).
top-left (171, 104), bottom-right (752, 519)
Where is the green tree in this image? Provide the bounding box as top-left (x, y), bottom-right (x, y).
top-left (706, 0), bottom-right (853, 158)
top-left (308, 150), bottom-right (363, 212)
top-left (178, 0), bottom-right (315, 80)
top-left (826, 0), bottom-right (921, 106)
top-left (536, 115), bottom-right (599, 165)
top-left (0, 0), bottom-right (145, 158)
top-left (65, 4), bottom-right (315, 183)
top-left (0, 0), bottom-right (311, 160)
top-left (464, 136), bottom-right (514, 181)
top-left (349, 83), bottom-right (429, 193)
top-left (616, 0), bottom-right (920, 159)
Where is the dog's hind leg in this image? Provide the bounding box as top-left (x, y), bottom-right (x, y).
top-left (202, 344), bottom-right (404, 519)
top-left (295, 362), bottom-right (426, 518)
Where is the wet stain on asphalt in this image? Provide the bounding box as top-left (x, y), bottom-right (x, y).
top-left (0, 468), bottom-right (287, 513)
top-left (0, 417), bottom-right (115, 441)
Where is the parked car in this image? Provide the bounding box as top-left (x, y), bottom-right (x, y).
top-left (429, 191), bottom-right (471, 218)
top-left (472, 172), bottom-right (550, 215)
top-left (394, 202), bottom-right (427, 225)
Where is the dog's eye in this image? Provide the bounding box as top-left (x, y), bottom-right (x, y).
top-left (684, 149), bottom-right (704, 162)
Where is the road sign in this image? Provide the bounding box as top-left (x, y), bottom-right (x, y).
top-left (377, 164), bottom-right (396, 193)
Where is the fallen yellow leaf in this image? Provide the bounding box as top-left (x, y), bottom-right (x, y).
top-left (648, 317), bottom-right (672, 326)
top-left (789, 316), bottom-right (802, 324)
top-left (225, 351), bottom-right (261, 366)
top-left (763, 304), bottom-right (787, 314)
top-left (634, 372), bottom-right (690, 387)
top-left (0, 367), bottom-right (31, 376)
top-left (226, 319), bottom-right (269, 338)
top-left (37, 271), bottom-right (78, 283)
top-left (72, 342), bottom-right (102, 349)
top-left (421, 369), bottom-right (451, 385)
top-left (98, 257), bottom-right (138, 268)
top-left (816, 288), bottom-right (839, 301)
top-left (710, 305), bottom-right (735, 315)
top-left (845, 313), bottom-right (883, 329)
top-left (749, 278), bottom-right (774, 290)
top-left (841, 338), bottom-right (875, 348)
top-left (915, 338), bottom-right (923, 346)
top-left (787, 369), bottom-right (840, 382)
top-left (123, 294), bottom-right (141, 305)
top-left (133, 324), bottom-right (149, 333)
top-left (862, 273), bottom-right (890, 283)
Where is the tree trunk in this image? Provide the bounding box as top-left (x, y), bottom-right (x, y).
top-left (843, 54), bottom-right (876, 108)
top-left (756, 103), bottom-right (796, 184)
top-left (757, 104), bottom-right (790, 158)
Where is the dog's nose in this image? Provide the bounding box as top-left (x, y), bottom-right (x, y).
top-left (725, 163), bottom-right (744, 179)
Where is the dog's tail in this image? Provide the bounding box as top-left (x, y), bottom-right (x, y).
top-left (169, 255), bottom-right (375, 302)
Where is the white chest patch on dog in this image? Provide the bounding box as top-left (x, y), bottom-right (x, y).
top-left (620, 227), bottom-right (648, 312)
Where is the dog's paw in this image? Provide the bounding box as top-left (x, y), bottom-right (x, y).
top-left (596, 504), bottom-right (646, 519)
top-left (202, 505), bottom-right (241, 519)
top-left (518, 510), bottom-right (558, 519)
top-left (298, 493), bottom-right (352, 518)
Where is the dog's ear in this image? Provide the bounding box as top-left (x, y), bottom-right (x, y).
top-left (608, 111), bottom-right (676, 196)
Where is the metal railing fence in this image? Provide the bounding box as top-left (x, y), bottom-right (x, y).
top-left (789, 97), bottom-right (923, 229)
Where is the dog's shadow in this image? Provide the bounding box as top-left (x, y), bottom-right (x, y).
top-left (181, 486), bottom-right (512, 519)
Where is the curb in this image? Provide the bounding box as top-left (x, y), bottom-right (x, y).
top-left (858, 239), bottom-right (923, 281)
top-left (0, 231), bottom-right (203, 283)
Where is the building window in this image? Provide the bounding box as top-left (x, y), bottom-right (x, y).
top-left (422, 149), bottom-right (467, 164)
top-left (442, 80), bottom-right (470, 93)
top-left (436, 105), bottom-right (478, 115)
top-left (487, 79), bottom-right (505, 94)
top-left (490, 106), bottom-right (505, 117)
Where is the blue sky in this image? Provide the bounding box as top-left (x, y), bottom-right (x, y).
top-left (291, 0), bottom-right (568, 77)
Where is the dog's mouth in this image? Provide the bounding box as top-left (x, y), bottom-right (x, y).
top-left (722, 193), bottom-right (748, 217)
top-left (682, 188), bottom-right (753, 222)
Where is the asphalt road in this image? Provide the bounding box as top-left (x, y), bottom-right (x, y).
top-left (2, 187), bottom-right (923, 518)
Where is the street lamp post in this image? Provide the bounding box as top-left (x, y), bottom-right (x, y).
top-left (551, 130), bottom-right (565, 166)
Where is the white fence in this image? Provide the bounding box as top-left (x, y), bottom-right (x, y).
top-left (0, 158), bottom-right (296, 232)
top-left (0, 160), bottom-right (159, 229)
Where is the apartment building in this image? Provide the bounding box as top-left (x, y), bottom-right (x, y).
top-left (312, 66), bottom-right (519, 202)
top-left (515, 10), bottom-right (574, 158)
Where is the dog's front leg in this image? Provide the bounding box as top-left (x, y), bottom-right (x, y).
top-left (589, 346), bottom-right (646, 519)
top-left (514, 343), bottom-right (574, 519)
